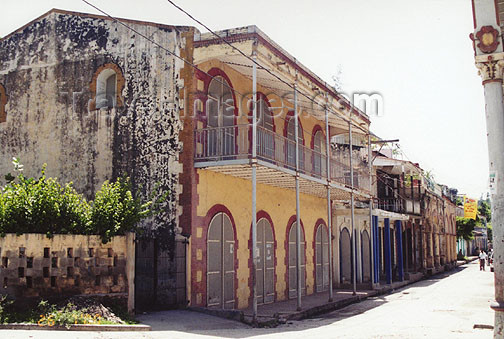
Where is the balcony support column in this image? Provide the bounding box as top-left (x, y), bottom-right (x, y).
top-left (325, 94), bottom-right (333, 302)
top-left (349, 119), bottom-right (357, 295)
top-left (251, 52), bottom-right (258, 323)
top-left (294, 72), bottom-right (302, 311)
top-left (368, 133), bottom-right (375, 287)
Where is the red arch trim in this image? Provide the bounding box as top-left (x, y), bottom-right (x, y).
top-left (284, 215), bottom-right (307, 299)
top-left (312, 218), bottom-right (328, 290)
top-left (310, 125), bottom-right (325, 150)
top-left (247, 210), bottom-right (278, 305)
top-left (196, 67), bottom-right (239, 127)
top-left (283, 111), bottom-right (305, 144)
top-left (203, 204), bottom-right (239, 308)
top-left (247, 92), bottom-right (276, 132)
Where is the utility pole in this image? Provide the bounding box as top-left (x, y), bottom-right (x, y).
top-left (471, 1), bottom-right (504, 336)
top-left (349, 118), bottom-right (357, 296)
top-left (251, 50), bottom-right (258, 324)
top-left (294, 69), bottom-right (302, 311)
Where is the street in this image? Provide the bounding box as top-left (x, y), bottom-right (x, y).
top-left (0, 260), bottom-right (495, 339)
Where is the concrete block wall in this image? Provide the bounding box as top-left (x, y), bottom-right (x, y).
top-left (0, 233), bottom-right (135, 312)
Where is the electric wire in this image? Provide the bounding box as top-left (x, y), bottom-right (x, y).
top-left (82, 0), bottom-right (366, 139)
top-left (164, 0), bottom-right (371, 134)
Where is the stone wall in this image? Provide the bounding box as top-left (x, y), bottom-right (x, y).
top-left (0, 233), bottom-right (135, 312)
top-left (0, 9), bottom-right (192, 308)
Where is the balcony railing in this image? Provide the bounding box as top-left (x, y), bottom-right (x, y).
top-left (374, 197), bottom-right (421, 215)
top-left (375, 198), bottom-right (404, 213)
top-left (194, 125), bottom-right (370, 192)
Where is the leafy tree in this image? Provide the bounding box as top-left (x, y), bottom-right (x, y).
top-left (456, 217), bottom-right (476, 241)
top-left (478, 200), bottom-right (491, 222)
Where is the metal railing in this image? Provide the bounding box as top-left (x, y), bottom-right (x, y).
top-left (374, 197), bottom-right (421, 215)
top-left (194, 125), bottom-right (370, 191)
top-left (375, 198), bottom-right (404, 213)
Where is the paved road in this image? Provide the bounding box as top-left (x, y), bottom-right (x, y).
top-left (1, 260), bottom-right (495, 339)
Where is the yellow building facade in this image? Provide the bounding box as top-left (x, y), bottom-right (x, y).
top-left (182, 27), bottom-right (371, 309)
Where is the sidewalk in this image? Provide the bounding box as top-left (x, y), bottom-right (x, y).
top-left (190, 277), bottom-right (424, 327)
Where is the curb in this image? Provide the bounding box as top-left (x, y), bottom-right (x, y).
top-left (190, 263), bottom-right (463, 328)
top-left (188, 306), bottom-right (244, 323)
top-left (284, 292), bottom-right (376, 322)
top-left (0, 323), bottom-right (151, 331)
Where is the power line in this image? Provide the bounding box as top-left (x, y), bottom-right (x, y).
top-left (81, 0), bottom-right (250, 102)
top-left (81, 0), bottom-right (369, 138)
top-left (164, 0), bottom-right (370, 135)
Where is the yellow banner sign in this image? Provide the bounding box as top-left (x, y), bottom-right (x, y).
top-left (464, 196), bottom-right (478, 220)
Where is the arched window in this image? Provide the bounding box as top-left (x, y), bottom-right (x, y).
top-left (286, 115), bottom-right (304, 169)
top-left (96, 69), bottom-right (117, 109)
top-left (313, 129), bottom-right (326, 176)
top-left (90, 63), bottom-right (124, 111)
top-left (207, 75), bottom-right (235, 157)
top-left (0, 84), bottom-right (7, 123)
top-left (256, 98), bottom-right (274, 159)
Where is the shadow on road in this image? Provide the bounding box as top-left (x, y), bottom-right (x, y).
top-left (137, 264), bottom-right (472, 338)
top-left (405, 265), bottom-right (467, 289)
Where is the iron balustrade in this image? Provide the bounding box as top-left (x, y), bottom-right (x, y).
top-left (194, 125), bottom-right (370, 191)
top-left (375, 198), bottom-right (404, 213)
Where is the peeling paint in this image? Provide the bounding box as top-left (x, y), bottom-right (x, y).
top-left (0, 10), bottom-right (192, 308)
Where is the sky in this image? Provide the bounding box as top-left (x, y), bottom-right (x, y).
top-left (0, 0), bottom-right (489, 198)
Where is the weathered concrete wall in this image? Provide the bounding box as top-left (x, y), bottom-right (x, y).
top-left (0, 10), bottom-right (191, 308)
top-left (0, 233), bottom-right (135, 312)
top-left (0, 10), bottom-right (183, 209)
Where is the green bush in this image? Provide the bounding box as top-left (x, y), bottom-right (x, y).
top-left (0, 164), bottom-right (90, 237)
top-left (0, 159), bottom-right (168, 243)
top-left (89, 176), bottom-right (162, 243)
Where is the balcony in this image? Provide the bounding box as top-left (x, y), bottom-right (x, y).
top-left (194, 125), bottom-right (370, 200)
top-left (375, 197), bottom-right (421, 215)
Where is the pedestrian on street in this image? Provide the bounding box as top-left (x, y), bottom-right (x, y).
top-left (479, 250), bottom-right (487, 271)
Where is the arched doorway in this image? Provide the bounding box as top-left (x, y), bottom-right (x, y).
top-left (207, 212), bottom-right (235, 309)
top-left (340, 228), bottom-right (351, 284)
top-left (312, 129), bottom-right (326, 177)
top-left (207, 75), bottom-right (235, 157)
top-left (256, 98), bottom-right (275, 160)
top-left (361, 230), bottom-right (371, 282)
top-left (286, 115), bottom-right (304, 170)
top-left (255, 218), bottom-right (275, 304)
top-left (315, 223), bottom-right (330, 292)
top-left (288, 222), bottom-right (306, 299)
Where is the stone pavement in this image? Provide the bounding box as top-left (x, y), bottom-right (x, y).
top-left (189, 259), bottom-right (480, 327)
top-left (0, 260), bottom-right (491, 338)
top-left (190, 272), bottom-right (430, 327)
